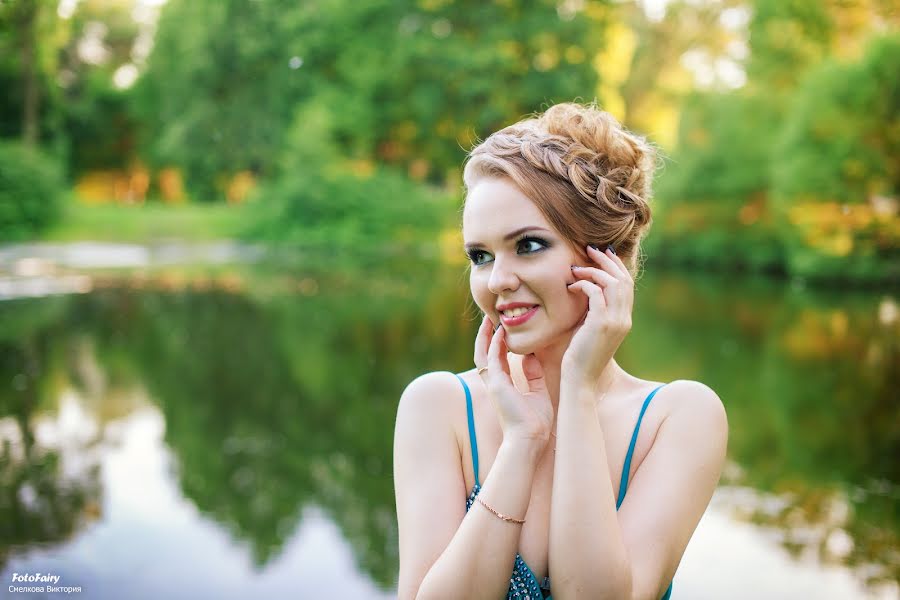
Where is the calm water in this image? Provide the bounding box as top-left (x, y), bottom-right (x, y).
top-left (0, 251), bottom-right (897, 599)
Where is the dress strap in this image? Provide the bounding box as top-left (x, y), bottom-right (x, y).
top-left (454, 374), bottom-right (480, 488)
top-left (617, 383), bottom-right (667, 509)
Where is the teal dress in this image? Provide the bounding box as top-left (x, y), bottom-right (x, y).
top-left (456, 374), bottom-right (675, 600)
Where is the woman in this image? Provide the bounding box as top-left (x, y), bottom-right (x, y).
top-left (393, 103), bottom-right (728, 600)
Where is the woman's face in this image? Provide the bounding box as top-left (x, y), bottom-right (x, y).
top-left (462, 177), bottom-right (588, 355)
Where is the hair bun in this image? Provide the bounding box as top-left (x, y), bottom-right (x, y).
top-left (464, 102), bottom-right (659, 276)
top-left (539, 103), bottom-right (656, 215)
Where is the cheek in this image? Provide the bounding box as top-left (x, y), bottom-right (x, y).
top-left (552, 278), bottom-right (588, 323)
top-left (568, 290), bottom-right (589, 316)
top-left (470, 273), bottom-right (492, 314)
top-left (542, 263), bottom-right (580, 308)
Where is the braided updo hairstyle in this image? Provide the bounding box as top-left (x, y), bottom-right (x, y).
top-left (463, 102), bottom-right (658, 277)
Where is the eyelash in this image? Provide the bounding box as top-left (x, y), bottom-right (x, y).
top-left (465, 235), bottom-right (550, 266)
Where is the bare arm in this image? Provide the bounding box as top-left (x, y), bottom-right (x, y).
top-left (557, 247), bottom-right (729, 598)
top-left (618, 382), bottom-right (728, 600)
top-left (549, 380), bottom-right (728, 599)
top-left (394, 372), bottom-right (543, 600)
top-left (548, 382), bottom-right (632, 598)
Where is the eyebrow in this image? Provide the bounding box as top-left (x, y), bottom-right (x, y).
top-left (463, 227), bottom-right (551, 250)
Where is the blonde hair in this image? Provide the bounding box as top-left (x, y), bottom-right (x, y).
top-left (463, 102), bottom-right (658, 276)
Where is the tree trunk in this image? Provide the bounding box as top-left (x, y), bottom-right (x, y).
top-left (20, 0), bottom-right (40, 147)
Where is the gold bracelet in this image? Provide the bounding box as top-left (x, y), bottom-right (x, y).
top-left (475, 495), bottom-right (526, 524)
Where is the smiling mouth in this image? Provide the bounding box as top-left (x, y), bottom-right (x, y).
top-left (499, 305), bottom-right (540, 326)
top-left (501, 305), bottom-right (538, 318)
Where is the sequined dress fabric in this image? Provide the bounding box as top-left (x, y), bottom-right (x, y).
top-left (456, 373), bottom-right (673, 600)
top-left (465, 482), bottom-right (551, 599)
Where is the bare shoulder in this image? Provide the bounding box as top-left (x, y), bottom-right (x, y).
top-left (398, 371), bottom-right (465, 410)
top-left (659, 379), bottom-right (729, 445)
top-left (395, 371), bottom-right (465, 440)
top-left (617, 380), bottom-right (728, 599)
top-left (663, 379), bottom-right (727, 417)
top-left (393, 371), bottom-right (469, 599)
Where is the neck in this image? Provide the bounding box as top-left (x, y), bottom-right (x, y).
top-left (532, 330), bottom-right (624, 413)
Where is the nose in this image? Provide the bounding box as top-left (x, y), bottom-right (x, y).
top-left (487, 255), bottom-right (520, 295)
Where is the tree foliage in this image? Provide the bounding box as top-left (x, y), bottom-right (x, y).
top-left (773, 33), bottom-right (900, 206)
top-left (0, 0), bottom-right (65, 145)
top-left (137, 0), bottom-right (610, 198)
top-left (0, 141), bottom-right (64, 241)
top-left (250, 101), bottom-right (453, 254)
top-left (768, 33), bottom-right (900, 282)
top-left (650, 0), bottom-right (899, 281)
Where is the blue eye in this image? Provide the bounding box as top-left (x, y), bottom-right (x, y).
top-left (465, 236), bottom-right (549, 267)
top-left (466, 249), bottom-right (493, 266)
top-left (517, 237), bottom-right (548, 254)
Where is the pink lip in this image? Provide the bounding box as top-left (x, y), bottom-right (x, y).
top-left (499, 305), bottom-right (539, 327)
top-left (496, 301), bottom-right (538, 311)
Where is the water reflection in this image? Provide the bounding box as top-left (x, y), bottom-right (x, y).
top-left (0, 260), bottom-right (896, 599)
top-left (679, 488), bottom-right (898, 600)
top-left (4, 399), bottom-right (395, 599)
top-left (0, 313), bottom-right (104, 572)
top-left (627, 271), bottom-right (899, 593)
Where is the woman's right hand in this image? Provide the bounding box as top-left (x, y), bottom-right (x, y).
top-left (474, 316), bottom-right (554, 448)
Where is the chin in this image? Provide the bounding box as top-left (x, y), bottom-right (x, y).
top-left (503, 328), bottom-right (553, 355)
top-left (504, 337), bottom-right (537, 355)
top-left (504, 319), bottom-right (575, 356)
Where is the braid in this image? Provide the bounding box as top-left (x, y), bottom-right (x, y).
top-left (464, 102), bottom-right (658, 276)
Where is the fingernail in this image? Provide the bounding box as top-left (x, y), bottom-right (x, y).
top-left (588, 244), bottom-right (599, 251)
top-left (494, 322), bottom-right (501, 332)
top-left (606, 244), bottom-right (616, 255)
top-left (571, 265), bottom-right (583, 270)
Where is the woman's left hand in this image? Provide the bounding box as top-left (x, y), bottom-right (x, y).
top-left (562, 245), bottom-right (635, 396)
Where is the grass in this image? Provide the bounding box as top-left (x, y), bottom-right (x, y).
top-left (43, 198), bottom-right (254, 244)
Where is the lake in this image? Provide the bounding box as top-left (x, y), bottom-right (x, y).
top-left (1, 244), bottom-right (897, 599)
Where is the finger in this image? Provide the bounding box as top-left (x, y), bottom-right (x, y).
top-left (521, 353), bottom-right (547, 395)
top-left (594, 253), bottom-right (634, 315)
top-left (495, 325), bottom-right (512, 378)
top-left (567, 279), bottom-right (607, 311)
top-left (573, 267), bottom-right (634, 319)
top-left (573, 266), bottom-right (623, 317)
top-left (587, 245), bottom-right (630, 281)
top-left (587, 246), bottom-right (631, 279)
top-left (474, 314), bottom-right (494, 368)
top-left (486, 324), bottom-right (513, 386)
top-left (603, 246), bottom-right (633, 280)
top-left (571, 266), bottom-right (618, 288)
top-left (572, 267), bottom-right (628, 308)
top-left (582, 249), bottom-right (632, 319)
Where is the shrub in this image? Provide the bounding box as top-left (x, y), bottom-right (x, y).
top-left (252, 164), bottom-right (453, 261)
top-left (0, 141), bottom-right (64, 241)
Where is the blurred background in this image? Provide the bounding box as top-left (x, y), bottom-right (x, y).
top-left (0, 0), bottom-right (897, 598)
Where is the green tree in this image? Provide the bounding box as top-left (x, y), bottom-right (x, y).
top-left (57, 0), bottom-right (143, 175)
top-left (771, 33), bottom-right (900, 282)
top-left (648, 90), bottom-right (785, 272)
top-left (136, 0), bottom-right (311, 199)
top-left (137, 0), bottom-right (610, 199)
top-left (649, 0), bottom-right (899, 280)
top-left (610, 0), bottom-right (746, 145)
top-left (0, 0), bottom-right (63, 146)
top-left (251, 101), bottom-right (453, 252)
top-left (0, 0), bottom-right (144, 175)
top-left (773, 33), bottom-right (900, 206)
